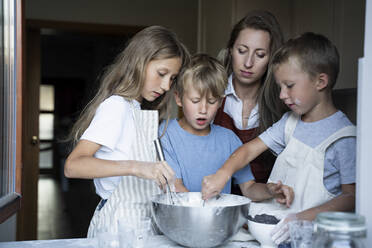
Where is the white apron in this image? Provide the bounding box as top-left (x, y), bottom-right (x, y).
top-left (249, 113), bottom-right (356, 220)
top-left (87, 104), bottom-right (162, 237)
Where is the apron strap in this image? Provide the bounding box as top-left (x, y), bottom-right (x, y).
top-left (284, 112), bottom-right (300, 145)
top-left (316, 125), bottom-right (356, 152)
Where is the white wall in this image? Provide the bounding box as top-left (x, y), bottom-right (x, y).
top-left (357, 0), bottom-right (372, 245)
top-left (25, 0), bottom-right (199, 53)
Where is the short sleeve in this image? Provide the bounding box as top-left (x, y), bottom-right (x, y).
top-left (81, 96), bottom-right (130, 151)
top-left (332, 136), bottom-right (356, 184)
top-left (160, 125), bottom-right (182, 179)
top-left (259, 112), bottom-right (290, 155)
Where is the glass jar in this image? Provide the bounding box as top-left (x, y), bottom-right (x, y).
top-left (313, 212), bottom-right (366, 248)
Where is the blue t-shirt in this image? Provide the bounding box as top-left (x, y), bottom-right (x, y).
top-left (259, 111), bottom-right (356, 196)
top-left (159, 119), bottom-right (254, 193)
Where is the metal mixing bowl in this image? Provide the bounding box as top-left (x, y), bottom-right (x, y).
top-left (151, 192), bottom-right (250, 248)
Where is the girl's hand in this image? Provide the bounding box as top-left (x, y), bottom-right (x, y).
top-left (267, 181), bottom-right (294, 207)
top-left (131, 161), bottom-right (175, 191)
top-left (201, 170), bottom-right (230, 200)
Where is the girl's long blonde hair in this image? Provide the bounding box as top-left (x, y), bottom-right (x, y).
top-left (218, 10), bottom-right (287, 133)
top-left (69, 25), bottom-right (190, 145)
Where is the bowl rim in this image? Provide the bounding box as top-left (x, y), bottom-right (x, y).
top-left (151, 192), bottom-right (251, 208)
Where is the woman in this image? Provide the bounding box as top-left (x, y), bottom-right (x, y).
top-left (214, 10), bottom-right (287, 185)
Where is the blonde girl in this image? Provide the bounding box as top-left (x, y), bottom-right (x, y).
top-left (64, 25), bottom-right (190, 237)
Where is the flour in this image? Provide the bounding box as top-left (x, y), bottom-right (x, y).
top-left (155, 192), bottom-right (250, 207)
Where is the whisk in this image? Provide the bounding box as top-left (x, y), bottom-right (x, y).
top-left (154, 138), bottom-right (179, 205)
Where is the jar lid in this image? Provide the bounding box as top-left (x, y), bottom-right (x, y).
top-left (315, 212), bottom-right (366, 232)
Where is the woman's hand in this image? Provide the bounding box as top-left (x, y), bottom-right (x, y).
top-left (267, 181), bottom-right (294, 207)
top-left (201, 170), bottom-right (231, 200)
top-left (131, 161), bottom-right (175, 191)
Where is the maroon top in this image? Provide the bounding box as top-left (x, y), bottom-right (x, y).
top-left (214, 97), bottom-right (275, 185)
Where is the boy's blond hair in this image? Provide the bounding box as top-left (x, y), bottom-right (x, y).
top-left (175, 53), bottom-right (227, 100)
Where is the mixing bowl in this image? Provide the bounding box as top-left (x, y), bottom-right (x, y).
top-left (151, 192), bottom-right (250, 248)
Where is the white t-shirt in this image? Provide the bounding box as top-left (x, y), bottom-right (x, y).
top-left (80, 95), bottom-right (141, 199)
top-left (222, 74), bottom-right (259, 130)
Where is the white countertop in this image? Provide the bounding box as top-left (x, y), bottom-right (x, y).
top-left (0, 235), bottom-right (260, 248)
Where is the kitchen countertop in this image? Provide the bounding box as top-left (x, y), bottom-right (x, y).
top-left (0, 235), bottom-right (260, 248)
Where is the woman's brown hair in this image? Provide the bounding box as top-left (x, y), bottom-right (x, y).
top-left (218, 10), bottom-right (287, 133)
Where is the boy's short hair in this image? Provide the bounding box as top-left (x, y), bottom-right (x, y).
top-left (271, 32), bottom-right (340, 89)
top-left (175, 53), bottom-right (227, 99)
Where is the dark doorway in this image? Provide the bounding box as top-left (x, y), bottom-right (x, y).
top-left (35, 25), bottom-right (140, 240)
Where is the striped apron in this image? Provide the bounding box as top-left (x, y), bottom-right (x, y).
top-left (87, 104), bottom-right (162, 237)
